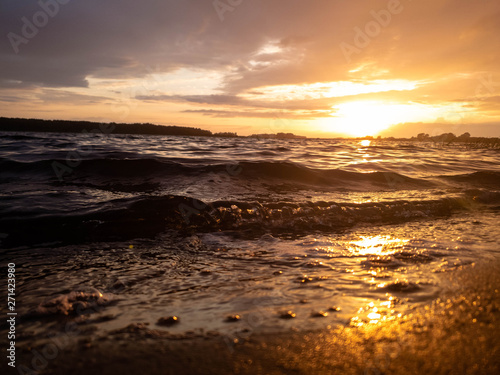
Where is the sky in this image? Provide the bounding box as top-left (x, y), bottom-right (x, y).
top-left (1, 0), bottom-right (500, 137)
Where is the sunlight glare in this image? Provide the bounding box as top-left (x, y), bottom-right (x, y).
top-left (331, 101), bottom-right (424, 137)
top-left (319, 100), bottom-right (475, 137)
top-left (349, 235), bottom-right (408, 256)
top-left (359, 140), bottom-right (371, 147)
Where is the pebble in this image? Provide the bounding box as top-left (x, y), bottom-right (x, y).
top-left (311, 311), bottom-right (329, 318)
top-left (280, 311), bottom-right (297, 319)
top-left (157, 316), bottom-right (179, 326)
top-left (225, 314), bottom-right (241, 322)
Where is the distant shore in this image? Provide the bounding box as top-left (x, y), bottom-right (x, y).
top-left (0, 117), bottom-right (305, 140)
top-left (1, 117), bottom-right (499, 146)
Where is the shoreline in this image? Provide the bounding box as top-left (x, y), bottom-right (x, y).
top-left (12, 261), bottom-right (499, 375)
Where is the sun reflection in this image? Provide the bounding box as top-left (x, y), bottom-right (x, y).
top-left (350, 297), bottom-right (401, 326)
top-left (359, 140), bottom-right (371, 147)
top-left (349, 235), bottom-right (409, 256)
top-left (367, 311), bottom-right (381, 321)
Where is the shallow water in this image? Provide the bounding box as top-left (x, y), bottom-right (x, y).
top-left (1, 131), bottom-right (499, 345)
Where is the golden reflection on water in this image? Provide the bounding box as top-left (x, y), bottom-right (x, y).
top-left (349, 235), bottom-right (409, 256)
top-left (350, 297), bottom-right (403, 327)
top-left (312, 235), bottom-right (412, 326)
top-left (347, 235), bottom-right (409, 326)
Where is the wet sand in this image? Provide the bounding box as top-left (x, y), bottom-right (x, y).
top-left (13, 261), bottom-right (499, 375)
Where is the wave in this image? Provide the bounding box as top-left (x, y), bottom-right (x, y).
top-left (2, 191), bottom-right (499, 248)
top-left (4, 155), bottom-right (500, 194)
top-left (21, 287), bottom-right (115, 319)
top-left (4, 157), bottom-right (500, 190)
top-left (438, 171), bottom-right (500, 186)
top-left (0, 157), bottom-right (435, 188)
top-left (0, 133), bottom-right (40, 141)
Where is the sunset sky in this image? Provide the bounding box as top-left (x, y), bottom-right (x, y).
top-left (1, 0), bottom-right (499, 137)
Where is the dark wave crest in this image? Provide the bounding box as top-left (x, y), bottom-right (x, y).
top-left (439, 171), bottom-right (500, 187)
top-left (2, 191), bottom-right (499, 248)
top-left (0, 157), bottom-right (436, 189)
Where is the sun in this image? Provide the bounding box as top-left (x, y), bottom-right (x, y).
top-left (320, 100), bottom-right (433, 137)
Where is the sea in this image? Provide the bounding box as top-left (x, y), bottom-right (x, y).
top-left (1, 131), bottom-right (500, 346)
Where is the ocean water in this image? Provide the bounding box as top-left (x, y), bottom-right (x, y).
top-left (1, 131), bottom-right (500, 343)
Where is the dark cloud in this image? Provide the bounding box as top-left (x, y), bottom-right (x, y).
top-left (0, 94), bottom-right (24, 103)
top-left (36, 89), bottom-right (110, 104)
top-left (183, 109), bottom-right (330, 119)
top-left (137, 93), bottom-right (334, 112)
top-left (1, 0), bottom-right (499, 91)
top-left (1, 0), bottom-right (243, 86)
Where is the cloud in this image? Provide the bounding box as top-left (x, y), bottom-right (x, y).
top-left (2, 0), bottom-right (496, 90)
top-left (136, 93), bottom-right (335, 112)
top-left (0, 94), bottom-right (23, 103)
top-left (36, 89), bottom-right (111, 104)
top-left (0, 0), bottom-right (499, 133)
top-left (183, 108), bottom-right (331, 119)
top-left (0, 1), bottom-right (228, 86)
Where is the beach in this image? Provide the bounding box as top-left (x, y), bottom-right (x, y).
top-left (13, 262), bottom-right (499, 375)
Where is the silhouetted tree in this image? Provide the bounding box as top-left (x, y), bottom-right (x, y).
top-left (458, 132), bottom-right (471, 140)
top-left (417, 133), bottom-right (430, 140)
